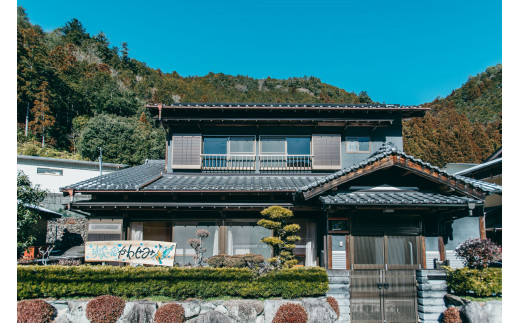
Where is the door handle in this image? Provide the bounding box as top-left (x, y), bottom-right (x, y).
top-left (377, 283), bottom-right (383, 289)
top-left (384, 283), bottom-right (389, 289)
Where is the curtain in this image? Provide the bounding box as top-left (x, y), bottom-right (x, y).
top-left (130, 222), bottom-right (143, 241)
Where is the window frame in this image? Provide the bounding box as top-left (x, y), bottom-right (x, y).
top-left (346, 137), bottom-right (370, 153)
top-left (36, 167), bottom-right (63, 176)
top-left (259, 135), bottom-right (312, 156)
top-left (202, 135), bottom-right (256, 156)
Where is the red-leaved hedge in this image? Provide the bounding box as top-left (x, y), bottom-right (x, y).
top-left (442, 306), bottom-right (462, 323)
top-left (272, 303), bottom-right (308, 323)
top-left (154, 303), bottom-right (185, 323)
top-left (326, 296), bottom-right (340, 317)
top-left (86, 295), bottom-right (125, 323)
top-left (17, 299), bottom-right (57, 323)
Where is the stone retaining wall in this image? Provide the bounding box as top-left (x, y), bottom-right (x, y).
top-left (47, 298), bottom-right (339, 323)
top-left (416, 269), bottom-right (448, 323)
top-left (326, 270), bottom-right (350, 322)
top-left (46, 216), bottom-right (88, 247)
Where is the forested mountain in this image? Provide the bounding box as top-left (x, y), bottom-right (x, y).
top-left (16, 7), bottom-right (371, 165)
top-left (17, 7), bottom-right (501, 167)
top-left (403, 64), bottom-right (502, 167)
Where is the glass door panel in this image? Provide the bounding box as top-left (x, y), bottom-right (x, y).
top-left (353, 236), bottom-right (384, 269)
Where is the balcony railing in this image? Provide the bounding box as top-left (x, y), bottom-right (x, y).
top-left (259, 155), bottom-right (313, 171)
top-left (202, 154), bottom-right (256, 171)
top-left (201, 154), bottom-right (313, 171)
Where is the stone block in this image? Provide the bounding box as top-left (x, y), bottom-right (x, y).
top-left (301, 298), bottom-right (338, 323)
top-left (328, 283), bottom-right (349, 293)
top-left (444, 294), bottom-right (470, 307)
top-left (460, 301), bottom-right (488, 323)
top-left (117, 301), bottom-right (156, 323)
top-left (66, 301), bottom-right (89, 323)
top-left (418, 304), bottom-right (447, 313)
top-left (418, 282), bottom-right (447, 291)
top-left (418, 311), bottom-right (443, 321)
top-left (418, 291), bottom-right (447, 298)
top-left (178, 300), bottom-right (201, 319)
top-left (186, 311), bottom-right (237, 323)
top-left (483, 301), bottom-right (501, 323)
top-left (418, 298), bottom-right (446, 306)
top-left (223, 300), bottom-right (263, 323)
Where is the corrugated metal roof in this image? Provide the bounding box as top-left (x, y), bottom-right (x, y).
top-left (320, 191), bottom-right (482, 206)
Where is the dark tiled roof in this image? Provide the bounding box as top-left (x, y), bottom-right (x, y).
top-left (298, 142), bottom-right (502, 195)
top-left (148, 102), bottom-right (424, 110)
top-left (60, 159), bottom-right (321, 192)
top-left (320, 191), bottom-right (483, 206)
top-left (61, 160), bottom-right (165, 191)
top-left (142, 174), bottom-right (321, 192)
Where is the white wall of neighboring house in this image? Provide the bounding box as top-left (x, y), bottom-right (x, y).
top-left (17, 156), bottom-right (127, 194)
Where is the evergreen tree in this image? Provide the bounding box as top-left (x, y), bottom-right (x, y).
top-left (17, 171), bottom-right (47, 255)
top-left (257, 206), bottom-right (301, 269)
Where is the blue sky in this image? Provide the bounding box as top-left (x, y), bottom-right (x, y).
top-left (17, 0), bottom-right (501, 105)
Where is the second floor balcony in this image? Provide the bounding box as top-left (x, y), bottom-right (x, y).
top-left (201, 154), bottom-right (313, 171)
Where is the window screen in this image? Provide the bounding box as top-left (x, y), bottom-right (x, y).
top-left (37, 168), bottom-right (63, 176)
top-left (346, 137), bottom-right (370, 152)
top-left (261, 137), bottom-right (285, 154)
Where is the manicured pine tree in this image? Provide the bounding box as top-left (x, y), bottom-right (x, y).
top-left (258, 205), bottom-right (301, 269)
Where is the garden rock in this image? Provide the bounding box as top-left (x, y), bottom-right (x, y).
top-left (482, 301), bottom-right (502, 323)
top-left (460, 301), bottom-right (488, 323)
top-left (215, 304), bottom-right (228, 314)
top-left (66, 301), bottom-right (90, 323)
top-left (200, 301), bottom-right (217, 314)
top-left (187, 310), bottom-right (237, 323)
top-left (48, 300), bottom-right (70, 323)
top-left (223, 300), bottom-right (264, 322)
top-left (444, 294), bottom-right (471, 307)
top-left (180, 300), bottom-right (202, 319)
top-left (301, 298), bottom-right (338, 322)
top-left (117, 301), bottom-right (156, 323)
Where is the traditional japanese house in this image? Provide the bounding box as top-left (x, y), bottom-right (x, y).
top-left (61, 102), bottom-right (501, 322)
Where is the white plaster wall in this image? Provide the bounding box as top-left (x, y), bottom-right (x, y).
top-left (17, 162), bottom-right (119, 194)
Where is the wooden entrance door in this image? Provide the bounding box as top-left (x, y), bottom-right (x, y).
top-left (350, 235), bottom-right (420, 323)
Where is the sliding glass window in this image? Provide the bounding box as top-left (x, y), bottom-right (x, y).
top-left (260, 136), bottom-right (311, 169)
top-left (202, 136), bottom-right (255, 169)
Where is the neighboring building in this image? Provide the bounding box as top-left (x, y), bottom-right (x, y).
top-left (17, 155), bottom-right (128, 213)
top-left (61, 103), bottom-right (501, 322)
top-left (453, 148), bottom-right (502, 245)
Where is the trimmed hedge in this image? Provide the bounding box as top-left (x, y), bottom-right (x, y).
top-left (17, 265), bottom-right (328, 300)
top-left (445, 267), bottom-right (502, 297)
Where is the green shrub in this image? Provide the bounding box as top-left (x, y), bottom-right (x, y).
top-left (86, 295), bottom-right (125, 323)
top-left (445, 267), bottom-right (502, 297)
top-left (207, 254), bottom-right (265, 268)
top-left (17, 265), bottom-right (328, 300)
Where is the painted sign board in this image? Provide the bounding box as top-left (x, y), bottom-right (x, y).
top-left (85, 240), bottom-right (177, 266)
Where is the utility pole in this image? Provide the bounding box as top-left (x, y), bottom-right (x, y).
top-left (98, 147), bottom-right (103, 176)
top-left (25, 102), bottom-right (29, 137)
